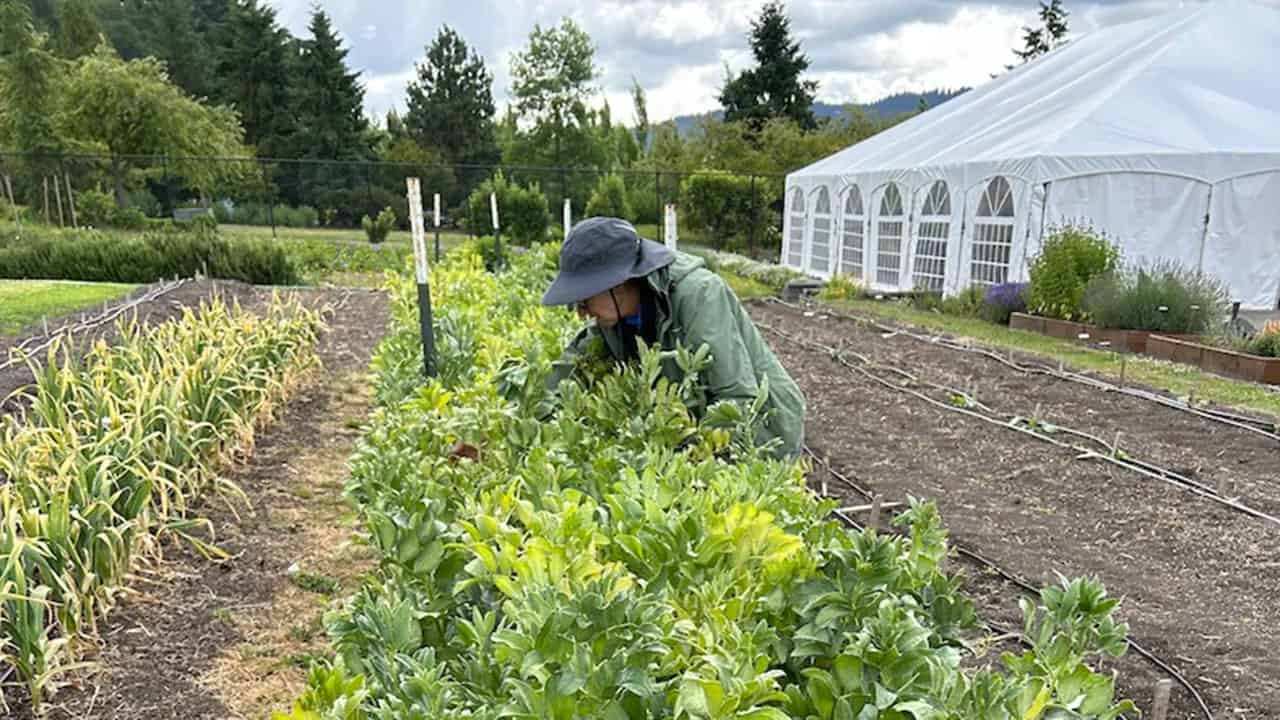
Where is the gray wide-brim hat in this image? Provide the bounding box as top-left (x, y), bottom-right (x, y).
top-left (542, 217), bottom-right (676, 306)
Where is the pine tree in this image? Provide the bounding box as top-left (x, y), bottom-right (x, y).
top-left (719, 1), bottom-right (818, 131)
top-left (404, 25), bottom-right (499, 166)
top-left (289, 9), bottom-right (367, 160)
top-left (53, 0), bottom-right (103, 58)
top-left (212, 0), bottom-right (294, 157)
top-left (1012, 0), bottom-right (1070, 65)
top-left (631, 77), bottom-right (649, 149)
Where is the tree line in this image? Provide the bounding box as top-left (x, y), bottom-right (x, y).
top-left (1, 0), bottom-right (1063, 251)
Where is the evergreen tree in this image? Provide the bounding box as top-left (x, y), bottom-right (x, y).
top-left (285, 9), bottom-right (370, 207)
top-left (53, 0), bottom-right (103, 58)
top-left (631, 77), bottom-right (649, 149)
top-left (404, 25), bottom-right (499, 166)
top-left (212, 0), bottom-right (294, 157)
top-left (1013, 0), bottom-right (1070, 64)
top-left (290, 9), bottom-right (367, 160)
top-left (719, 2), bottom-right (817, 131)
top-left (0, 0), bottom-right (64, 156)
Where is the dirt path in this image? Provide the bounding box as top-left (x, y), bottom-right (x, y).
top-left (22, 287), bottom-right (390, 720)
top-left (749, 301), bottom-right (1280, 720)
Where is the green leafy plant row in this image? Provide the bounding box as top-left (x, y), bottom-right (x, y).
top-left (278, 241), bottom-right (1138, 719)
top-left (0, 295), bottom-right (322, 710)
top-left (689, 247), bottom-right (802, 292)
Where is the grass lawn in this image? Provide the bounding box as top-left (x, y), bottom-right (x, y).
top-left (823, 297), bottom-right (1280, 419)
top-left (0, 279), bottom-right (136, 335)
top-left (217, 223), bottom-right (471, 249)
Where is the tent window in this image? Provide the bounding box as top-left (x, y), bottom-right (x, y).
top-left (839, 186), bottom-right (865, 277)
top-left (971, 177), bottom-right (1015, 286)
top-left (808, 188), bottom-right (833, 274)
top-left (912, 180), bottom-right (951, 292)
top-left (787, 188), bottom-right (806, 267)
top-left (876, 184), bottom-right (905, 287)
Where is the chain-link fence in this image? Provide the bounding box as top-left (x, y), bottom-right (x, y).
top-left (0, 152), bottom-right (788, 259)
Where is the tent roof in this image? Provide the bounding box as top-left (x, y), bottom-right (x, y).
top-left (793, 0), bottom-right (1280, 180)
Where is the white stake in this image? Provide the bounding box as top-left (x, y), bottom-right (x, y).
top-left (664, 203), bottom-right (678, 251)
top-left (563, 198), bottom-right (572, 241)
top-left (406, 178), bottom-right (428, 283)
top-left (433, 193), bottom-right (441, 229)
top-left (490, 192), bottom-right (500, 232)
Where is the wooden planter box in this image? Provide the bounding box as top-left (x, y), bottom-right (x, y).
top-left (1147, 335), bottom-right (1280, 385)
top-left (1008, 313), bottom-right (1163, 354)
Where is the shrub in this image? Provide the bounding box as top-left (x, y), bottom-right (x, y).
top-left (111, 206), bottom-right (148, 231)
top-left (982, 282), bottom-right (1029, 325)
top-left (1027, 224), bottom-right (1120, 320)
top-left (126, 188), bottom-right (162, 218)
top-left (680, 171), bottom-right (772, 253)
top-left (76, 189), bottom-right (116, 228)
top-left (686, 247), bottom-right (802, 291)
top-left (626, 182), bottom-right (660, 225)
top-left (467, 172), bottom-right (551, 245)
top-left (1082, 260), bottom-right (1229, 334)
top-left (940, 285), bottom-right (987, 317)
top-left (0, 225), bottom-right (299, 285)
top-left (818, 273), bottom-right (864, 301)
top-left (584, 174), bottom-right (634, 220)
top-left (214, 201), bottom-right (320, 228)
top-left (1247, 320), bottom-right (1280, 358)
top-left (362, 207), bottom-right (397, 244)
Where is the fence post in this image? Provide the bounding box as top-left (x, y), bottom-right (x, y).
top-left (749, 174), bottom-right (759, 257)
top-left (490, 191), bottom-right (503, 271)
top-left (655, 170), bottom-right (662, 245)
top-left (52, 170), bottom-right (65, 227)
top-left (3, 170), bottom-right (20, 236)
top-left (406, 177), bottom-right (436, 378)
top-left (162, 154), bottom-right (173, 219)
top-left (59, 156), bottom-right (77, 229)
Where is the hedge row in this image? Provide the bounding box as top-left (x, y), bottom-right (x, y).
top-left (0, 225), bottom-right (299, 285)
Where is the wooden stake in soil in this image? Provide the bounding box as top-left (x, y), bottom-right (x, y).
top-left (52, 173), bottom-right (65, 227)
top-left (869, 495), bottom-right (884, 532)
top-left (1150, 679), bottom-right (1173, 720)
top-left (43, 176), bottom-right (51, 223)
top-left (64, 172), bottom-right (77, 228)
top-left (2, 174), bottom-right (18, 230)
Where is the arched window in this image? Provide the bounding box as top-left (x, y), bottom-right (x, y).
top-left (971, 177), bottom-right (1015, 286)
top-left (807, 187), bottom-right (833, 274)
top-left (875, 184), bottom-right (905, 287)
top-left (839, 186), bottom-right (865, 277)
top-left (787, 188), bottom-right (806, 267)
top-left (912, 181), bottom-right (951, 292)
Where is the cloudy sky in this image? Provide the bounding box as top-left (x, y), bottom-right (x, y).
top-left (267, 0), bottom-right (1221, 125)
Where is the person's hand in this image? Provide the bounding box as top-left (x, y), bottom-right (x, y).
top-left (449, 441), bottom-right (481, 462)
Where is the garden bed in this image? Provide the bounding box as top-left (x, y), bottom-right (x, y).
top-left (1008, 312), bottom-right (1194, 354)
top-left (1148, 334), bottom-right (1280, 385)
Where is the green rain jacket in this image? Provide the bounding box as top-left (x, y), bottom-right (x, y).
top-left (547, 251), bottom-right (805, 458)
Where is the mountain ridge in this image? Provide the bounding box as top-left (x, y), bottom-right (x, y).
top-left (664, 88), bottom-right (968, 135)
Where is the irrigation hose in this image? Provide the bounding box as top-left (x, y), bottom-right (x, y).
top-left (761, 296), bottom-right (1280, 442)
top-left (804, 447), bottom-right (1215, 720)
top-left (0, 277), bottom-right (191, 372)
top-left (762, 319), bottom-right (1280, 528)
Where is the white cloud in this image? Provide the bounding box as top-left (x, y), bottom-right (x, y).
top-left (270, 0), bottom-right (1214, 124)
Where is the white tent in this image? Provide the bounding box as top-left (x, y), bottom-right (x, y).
top-left (783, 0), bottom-right (1280, 310)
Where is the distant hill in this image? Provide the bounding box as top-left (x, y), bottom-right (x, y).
top-left (667, 89), bottom-right (967, 135)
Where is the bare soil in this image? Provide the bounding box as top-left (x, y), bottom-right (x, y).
top-left (7, 284), bottom-right (390, 720)
top-left (750, 300), bottom-right (1280, 720)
